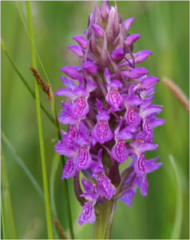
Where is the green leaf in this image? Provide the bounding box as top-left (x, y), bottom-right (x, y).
top-left (169, 155), bottom-right (183, 239)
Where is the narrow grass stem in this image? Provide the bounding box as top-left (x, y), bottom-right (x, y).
top-left (1, 194), bottom-right (6, 239)
top-left (26, 1), bottom-right (53, 238)
top-left (169, 155), bottom-right (183, 239)
top-left (1, 146), bottom-right (17, 239)
top-left (16, 1), bottom-right (51, 84)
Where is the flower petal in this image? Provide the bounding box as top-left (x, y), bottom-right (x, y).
top-left (140, 177), bottom-right (148, 196)
top-left (54, 88), bottom-right (75, 99)
top-left (91, 120), bottom-right (113, 144)
top-left (122, 17), bottom-right (135, 33)
top-left (111, 140), bottom-right (129, 163)
top-left (146, 156), bottom-right (162, 174)
top-left (75, 147), bottom-right (92, 171)
top-left (68, 45), bottom-right (83, 58)
top-left (83, 61), bottom-right (97, 74)
top-left (78, 202), bottom-right (96, 225)
top-left (119, 188), bottom-right (136, 207)
top-left (91, 24), bottom-right (104, 38)
top-left (72, 97), bottom-right (89, 118)
top-left (125, 33), bottom-right (141, 45)
top-left (61, 66), bottom-right (79, 79)
top-left (96, 174), bottom-right (116, 199)
top-left (134, 50), bottom-right (152, 64)
top-left (61, 159), bottom-right (76, 179)
top-left (111, 48), bottom-right (125, 60)
top-left (134, 154), bottom-right (146, 175)
top-left (73, 35), bottom-right (88, 49)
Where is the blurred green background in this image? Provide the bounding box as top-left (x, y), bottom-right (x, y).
top-left (1, 1), bottom-right (189, 239)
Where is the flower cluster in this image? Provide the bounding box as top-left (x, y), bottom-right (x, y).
top-left (55, 1), bottom-right (165, 225)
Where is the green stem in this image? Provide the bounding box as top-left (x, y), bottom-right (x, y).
top-left (1, 40), bottom-right (55, 125)
top-left (93, 200), bottom-right (116, 239)
top-left (16, 1), bottom-right (51, 84)
top-left (26, 1), bottom-right (53, 239)
top-left (1, 146), bottom-right (17, 239)
top-left (169, 155), bottom-right (183, 239)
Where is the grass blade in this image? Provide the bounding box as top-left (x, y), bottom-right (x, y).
top-left (1, 146), bottom-right (17, 239)
top-left (50, 153), bottom-right (60, 219)
top-left (1, 195), bottom-right (5, 239)
top-left (1, 131), bottom-right (43, 199)
top-left (26, 1), bottom-right (53, 238)
top-left (169, 155), bottom-right (183, 239)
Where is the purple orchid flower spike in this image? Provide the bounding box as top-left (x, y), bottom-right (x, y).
top-left (55, 1), bottom-right (164, 231)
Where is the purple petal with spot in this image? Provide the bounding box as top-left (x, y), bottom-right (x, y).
top-left (62, 159), bottom-right (76, 179)
top-left (71, 97), bottom-right (89, 118)
top-left (134, 154), bottom-right (146, 175)
top-left (142, 119), bottom-right (152, 136)
top-left (96, 174), bottom-right (116, 199)
top-left (74, 146), bottom-right (92, 171)
top-left (91, 119), bottom-right (113, 144)
top-left (78, 202), bottom-right (96, 225)
top-left (106, 89), bottom-right (122, 109)
top-left (111, 140), bottom-right (129, 163)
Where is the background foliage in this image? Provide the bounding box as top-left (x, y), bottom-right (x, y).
top-left (1, 1), bottom-right (189, 239)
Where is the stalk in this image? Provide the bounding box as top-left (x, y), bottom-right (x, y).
top-left (26, 1), bottom-right (53, 239)
top-left (1, 147), bottom-right (17, 239)
top-left (93, 200), bottom-right (116, 239)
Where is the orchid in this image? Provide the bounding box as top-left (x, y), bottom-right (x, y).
top-left (55, 1), bottom-right (165, 236)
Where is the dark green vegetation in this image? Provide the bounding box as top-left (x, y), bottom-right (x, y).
top-left (1, 1), bottom-right (189, 239)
